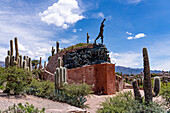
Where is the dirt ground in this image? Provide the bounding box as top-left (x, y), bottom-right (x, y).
top-left (0, 89), bottom-right (164, 113)
top-left (85, 89), bottom-right (164, 113)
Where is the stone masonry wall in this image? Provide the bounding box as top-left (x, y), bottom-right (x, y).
top-left (46, 44), bottom-right (93, 74)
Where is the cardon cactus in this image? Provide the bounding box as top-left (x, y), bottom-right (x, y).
top-left (5, 55), bottom-right (10, 68)
top-left (17, 57), bottom-right (20, 68)
top-left (7, 50), bottom-right (10, 56)
top-left (23, 60), bottom-right (26, 69)
top-left (153, 77), bottom-right (160, 97)
top-left (14, 37), bottom-right (19, 61)
top-left (55, 68), bottom-right (60, 90)
top-left (63, 67), bottom-right (67, 83)
top-left (10, 56), bottom-right (15, 66)
top-left (143, 47), bottom-right (153, 103)
top-left (10, 40), bottom-right (13, 56)
top-left (28, 57), bottom-right (32, 72)
top-left (132, 47), bottom-right (161, 103)
top-left (54, 57), bottom-right (68, 92)
top-left (56, 41), bottom-right (59, 53)
top-left (19, 55), bottom-right (22, 68)
top-left (51, 46), bottom-right (55, 56)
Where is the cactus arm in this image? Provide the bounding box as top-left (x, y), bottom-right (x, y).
top-left (132, 80), bottom-right (142, 103)
top-left (153, 77), bottom-right (161, 97)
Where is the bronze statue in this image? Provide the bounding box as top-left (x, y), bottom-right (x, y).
top-left (87, 32), bottom-right (90, 43)
top-left (94, 18), bottom-right (106, 44)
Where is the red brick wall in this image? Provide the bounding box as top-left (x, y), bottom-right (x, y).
top-left (68, 63), bottom-right (116, 95)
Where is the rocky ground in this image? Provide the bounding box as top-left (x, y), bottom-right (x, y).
top-left (0, 89), bottom-right (164, 113)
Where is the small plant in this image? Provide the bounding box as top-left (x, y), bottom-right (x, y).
top-left (0, 66), bottom-right (33, 95)
top-left (97, 91), bottom-right (165, 113)
top-left (160, 83), bottom-right (170, 109)
top-left (26, 79), bottom-right (93, 108)
top-left (2, 102), bottom-right (45, 113)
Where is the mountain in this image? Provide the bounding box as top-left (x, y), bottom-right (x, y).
top-left (0, 61), bottom-right (5, 67)
top-left (115, 66), bottom-right (162, 75)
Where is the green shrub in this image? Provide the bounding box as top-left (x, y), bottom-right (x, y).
top-left (1, 102), bottom-right (45, 113)
top-left (61, 83), bottom-right (93, 97)
top-left (32, 69), bottom-right (41, 79)
top-left (98, 91), bottom-right (165, 113)
top-left (26, 81), bottom-right (93, 108)
top-left (160, 83), bottom-right (170, 109)
top-left (26, 79), bottom-right (55, 98)
top-left (60, 83), bottom-right (94, 108)
top-left (0, 67), bottom-right (33, 95)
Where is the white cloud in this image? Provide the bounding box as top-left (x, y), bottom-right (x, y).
top-left (0, 2), bottom-right (55, 62)
top-left (127, 32), bottom-right (146, 40)
top-left (134, 33), bottom-right (146, 39)
top-left (89, 39), bottom-right (94, 43)
top-left (127, 0), bottom-right (142, 4)
top-left (109, 51), bottom-right (142, 68)
top-left (39, 0), bottom-right (85, 29)
top-left (73, 29), bottom-right (77, 33)
top-left (126, 31), bottom-right (132, 35)
top-left (127, 36), bottom-right (133, 40)
top-left (98, 12), bottom-right (104, 18)
top-left (79, 29), bottom-right (82, 31)
top-left (91, 12), bottom-right (106, 19)
top-left (60, 36), bottom-right (78, 44)
top-left (119, 0), bottom-right (142, 4)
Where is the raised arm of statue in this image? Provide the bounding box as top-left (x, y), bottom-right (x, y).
top-left (101, 18), bottom-right (106, 25)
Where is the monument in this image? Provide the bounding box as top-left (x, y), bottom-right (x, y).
top-left (94, 18), bottom-right (106, 44)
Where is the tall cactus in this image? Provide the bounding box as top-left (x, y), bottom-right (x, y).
top-left (56, 41), bottom-right (59, 53)
top-left (5, 38), bottom-right (32, 71)
top-left (87, 32), bottom-right (90, 43)
top-left (14, 37), bottom-right (19, 61)
top-left (17, 57), bottom-right (20, 68)
top-left (143, 47), bottom-right (153, 103)
top-left (153, 77), bottom-right (160, 97)
top-left (23, 60), bottom-right (26, 69)
top-left (7, 50), bottom-right (10, 56)
top-left (54, 57), bottom-right (67, 91)
top-left (28, 57), bottom-right (32, 72)
top-left (132, 80), bottom-right (142, 103)
top-left (51, 46), bottom-right (55, 56)
top-left (5, 55), bottom-right (10, 68)
top-left (44, 61), bottom-right (46, 69)
top-left (10, 56), bottom-right (15, 66)
top-left (19, 55), bottom-right (22, 68)
top-left (132, 47), bottom-right (161, 103)
top-left (39, 57), bottom-right (42, 69)
top-left (63, 67), bottom-right (67, 83)
top-left (10, 40), bottom-right (13, 56)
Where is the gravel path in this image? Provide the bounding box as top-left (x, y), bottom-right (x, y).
top-left (0, 90), bottom-right (86, 113)
top-left (0, 89), bottom-right (164, 113)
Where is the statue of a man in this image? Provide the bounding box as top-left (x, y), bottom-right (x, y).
top-left (94, 18), bottom-right (106, 44)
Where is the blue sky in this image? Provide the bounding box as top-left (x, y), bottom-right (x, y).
top-left (0, 0), bottom-right (170, 70)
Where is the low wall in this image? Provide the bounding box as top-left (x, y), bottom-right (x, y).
top-left (68, 63), bottom-right (116, 95)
